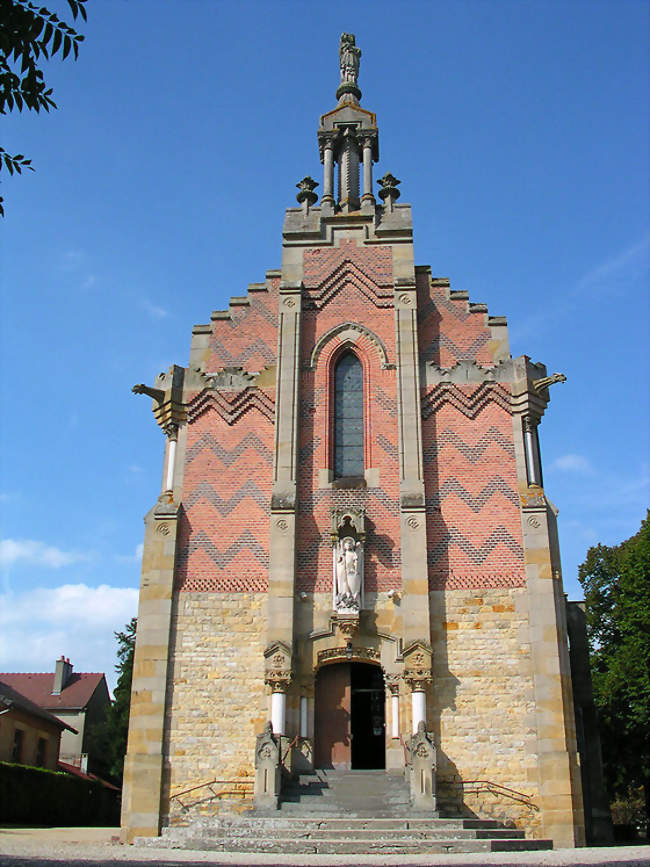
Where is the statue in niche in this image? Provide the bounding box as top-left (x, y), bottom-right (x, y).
top-left (339, 33), bottom-right (361, 86)
top-left (335, 536), bottom-right (363, 610)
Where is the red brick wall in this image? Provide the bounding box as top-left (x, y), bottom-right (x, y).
top-left (205, 280), bottom-right (279, 373)
top-left (176, 387), bottom-right (275, 592)
top-left (297, 240), bottom-right (401, 593)
top-left (422, 391), bottom-right (525, 590)
top-left (417, 273), bottom-right (494, 367)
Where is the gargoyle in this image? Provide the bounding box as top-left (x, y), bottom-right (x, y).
top-left (533, 373), bottom-right (567, 392)
top-left (132, 383), bottom-right (165, 404)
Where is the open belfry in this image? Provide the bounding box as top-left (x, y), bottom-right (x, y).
top-left (122, 34), bottom-right (590, 851)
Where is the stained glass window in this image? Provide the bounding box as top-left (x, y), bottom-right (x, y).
top-left (334, 352), bottom-right (364, 478)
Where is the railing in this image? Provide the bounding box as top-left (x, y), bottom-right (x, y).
top-left (449, 779), bottom-right (538, 810)
top-left (170, 778), bottom-right (253, 811)
top-left (282, 734), bottom-right (299, 768)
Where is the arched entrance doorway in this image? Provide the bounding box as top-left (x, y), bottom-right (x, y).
top-left (314, 662), bottom-right (385, 770)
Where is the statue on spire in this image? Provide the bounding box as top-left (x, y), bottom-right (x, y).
top-left (339, 33), bottom-right (361, 87)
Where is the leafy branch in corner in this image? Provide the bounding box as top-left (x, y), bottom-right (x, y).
top-left (0, 0), bottom-right (87, 214)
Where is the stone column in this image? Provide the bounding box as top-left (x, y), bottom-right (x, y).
top-left (322, 140), bottom-right (335, 209)
top-left (339, 128), bottom-right (360, 212)
top-left (271, 691), bottom-right (287, 736)
top-left (162, 425), bottom-right (178, 492)
top-left (411, 690), bottom-right (426, 734)
top-left (361, 137), bottom-right (375, 212)
top-left (523, 415), bottom-right (542, 486)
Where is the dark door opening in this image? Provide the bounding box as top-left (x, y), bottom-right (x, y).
top-left (351, 662), bottom-right (385, 769)
top-left (314, 662), bottom-right (385, 770)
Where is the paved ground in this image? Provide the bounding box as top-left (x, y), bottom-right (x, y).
top-left (0, 827), bottom-right (648, 866)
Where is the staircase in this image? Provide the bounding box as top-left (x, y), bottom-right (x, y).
top-left (142, 770), bottom-right (553, 855)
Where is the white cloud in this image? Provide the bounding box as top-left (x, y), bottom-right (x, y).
top-left (550, 454), bottom-right (594, 474)
top-left (576, 234), bottom-right (649, 290)
top-left (0, 539), bottom-right (92, 569)
top-left (0, 584), bottom-right (139, 693)
top-left (82, 274), bottom-right (97, 289)
top-left (141, 299), bottom-right (169, 320)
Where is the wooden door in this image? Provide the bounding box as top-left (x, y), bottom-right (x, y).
top-left (314, 663), bottom-right (351, 769)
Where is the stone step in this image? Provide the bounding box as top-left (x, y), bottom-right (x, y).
top-left (152, 836), bottom-right (553, 855)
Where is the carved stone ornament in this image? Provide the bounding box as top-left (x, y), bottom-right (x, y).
top-left (264, 641), bottom-right (292, 693)
top-left (403, 641), bottom-right (433, 692)
top-left (331, 508), bottom-right (366, 613)
top-left (255, 721), bottom-right (279, 768)
top-left (335, 613), bottom-right (360, 637)
top-left (384, 672), bottom-right (401, 695)
top-left (408, 721), bottom-right (437, 811)
top-left (318, 645), bottom-right (379, 666)
top-left (337, 32), bottom-right (362, 101)
top-left (533, 372), bottom-right (567, 392)
top-left (296, 176), bottom-right (319, 207)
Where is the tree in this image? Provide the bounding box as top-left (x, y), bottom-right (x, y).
top-left (0, 0), bottom-right (87, 214)
top-left (90, 617), bottom-right (136, 783)
top-left (578, 512), bottom-right (650, 829)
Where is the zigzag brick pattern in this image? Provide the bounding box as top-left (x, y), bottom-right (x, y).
top-left (176, 387), bottom-right (275, 592)
top-left (297, 240), bottom-right (401, 593)
top-left (206, 278), bottom-right (280, 372)
top-left (422, 385), bottom-right (526, 590)
top-left (416, 272), bottom-right (494, 367)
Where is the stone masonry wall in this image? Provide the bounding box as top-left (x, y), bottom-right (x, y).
top-left (430, 587), bottom-right (541, 833)
top-left (162, 592), bottom-right (267, 822)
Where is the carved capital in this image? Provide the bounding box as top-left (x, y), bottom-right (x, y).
top-left (522, 414), bottom-right (539, 433)
top-left (334, 613), bottom-right (360, 637)
top-left (384, 673), bottom-right (401, 695)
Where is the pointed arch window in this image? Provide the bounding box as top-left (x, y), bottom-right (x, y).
top-left (333, 351), bottom-right (364, 478)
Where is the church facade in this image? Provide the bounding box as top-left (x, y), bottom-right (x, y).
top-left (122, 35), bottom-right (586, 848)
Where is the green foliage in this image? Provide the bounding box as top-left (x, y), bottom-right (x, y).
top-left (578, 511), bottom-right (650, 826)
top-left (90, 617), bottom-right (136, 783)
top-left (0, 0), bottom-right (87, 214)
top-left (0, 760), bottom-right (119, 825)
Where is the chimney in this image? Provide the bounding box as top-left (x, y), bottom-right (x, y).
top-left (52, 655), bottom-right (73, 695)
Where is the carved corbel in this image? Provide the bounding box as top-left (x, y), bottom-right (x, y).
top-left (403, 641), bottom-right (433, 692)
top-left (132, 366), bottom-right (187, 436)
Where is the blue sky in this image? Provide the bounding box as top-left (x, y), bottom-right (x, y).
top-left (1, 0), bottom-right (648, 691)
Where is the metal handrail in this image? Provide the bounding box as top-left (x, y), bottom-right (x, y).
top-left (170, 778), bottom-right (253, 810)
top-left (282, 734), bottom-right (299, 767)
top-left (449, 778), bottom-right (538, 809)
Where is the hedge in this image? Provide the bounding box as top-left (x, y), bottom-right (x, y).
top-left (0, 762), bottom-right (120, 826)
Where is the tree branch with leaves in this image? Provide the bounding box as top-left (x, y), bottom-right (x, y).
top-left (0, 0), bottom-right (87, 214)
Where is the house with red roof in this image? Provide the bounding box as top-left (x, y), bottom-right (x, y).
top-left (0, 656), bottom-right (110, 772)
top-left (0, 679), bottom-right (77, 771)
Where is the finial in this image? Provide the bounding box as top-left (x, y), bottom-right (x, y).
top-left (296, 176), bottom-right (318, 214)
top-left (377, 173), bottom-right (401, 212)
top-left (336, 33), bottom-right (362, 103)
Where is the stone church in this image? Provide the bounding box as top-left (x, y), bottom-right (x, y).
top-left (122, 34), bottom-right (603, 849)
